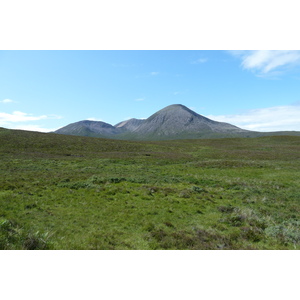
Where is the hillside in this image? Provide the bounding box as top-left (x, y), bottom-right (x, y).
top-left (1, 127), bottom-right (300, 250)
top-left (54, 120), bottom-right (123, 138)
top-left (115, 118), bottom-right (145, 132)
top-left (121, 104), bottom-right (249, 140)
top-left (54, 104), bottom-right (300, 140)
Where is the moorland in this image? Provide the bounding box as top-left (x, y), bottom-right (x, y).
top-left (1, 127), bottom-right (300, 249)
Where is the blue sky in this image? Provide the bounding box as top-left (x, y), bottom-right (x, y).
top-left (1, 50), bottom-right (300, 132)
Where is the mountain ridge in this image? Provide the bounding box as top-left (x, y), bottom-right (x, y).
top-left (54, 104), bottom-right (300, 140)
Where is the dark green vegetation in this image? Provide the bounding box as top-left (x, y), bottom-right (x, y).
top-left (1, 127), bottom-right (300, 249)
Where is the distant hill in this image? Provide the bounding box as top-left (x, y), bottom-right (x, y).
top-left (55, 120), bottom-right (121, 138)
top-left (120, 104), bottom-right (249, 140)
top-left (54, 104), bottom-right (300, 140)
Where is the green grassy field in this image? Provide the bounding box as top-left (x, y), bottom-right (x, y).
top-left (1, 127), bottom-right (300, 249)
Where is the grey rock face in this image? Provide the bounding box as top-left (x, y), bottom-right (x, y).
top-left (55, 104), bottom-right (250, 140)
top-left (115, 118), bottom-right (145, 132)
top-left (55, 120), bottom-right (122, 137)
top-left (132, 104), bottom-right (247, 137)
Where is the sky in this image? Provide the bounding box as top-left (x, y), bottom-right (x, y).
top-left (1, 50), bottom-right (300, 132)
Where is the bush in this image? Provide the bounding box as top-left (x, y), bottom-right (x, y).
top-left (192, 186), bottom-right (207, 193)
top-left (0, 218), bottom-right (52, 250)
top-left (265, 219), bottom-right (300, 245)
top-left (221, 207), bottom-right (267, 229)
top-left (145, 223), bottom-right (234, 250)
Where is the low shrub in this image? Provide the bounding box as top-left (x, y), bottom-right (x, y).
top-left (192, 186), bottom-right (207, 193)
top-left (0, 218), bottom-right (52, 250)
top-left (265, 219), bottom-right (300, 245)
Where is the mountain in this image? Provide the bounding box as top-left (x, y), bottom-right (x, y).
top-left (125, 104), bottom-right (248, 140)
top-left (115, 118), bottom-right (145, 132)
top-left (54, 104), bottom-right (300, 140)
top-left (55, 120), bottom-right (122, 138)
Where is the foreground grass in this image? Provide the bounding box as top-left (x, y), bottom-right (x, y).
top-left (1, 128), bottom-right (300, 249)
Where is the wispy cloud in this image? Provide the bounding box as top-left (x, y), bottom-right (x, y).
top-left (0, 111), bottom-right (48, 123)
top-left (231, 50), bottom-right (300, 77)
top-left (191, 58), bottom-right (207, 64)
top-left (0, 99), bottom-right (16, 104)
top-left (135, 98), bottom-right (145, 102)
top-left (135, 72), bottom-right (159, 79)
top-left (0, 111), bottom-right (62, 132)
top-left (207, 104), bottom-right (300, 132)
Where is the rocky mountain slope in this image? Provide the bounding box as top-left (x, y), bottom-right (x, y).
top-left (115, 118), bottom-right (145, 132)
top-left (54, 104), bottom-right (300, 140)
top-left (124, 104), bottom-right (248, 140)
top-left (55, 120), bottom-right (122, 138)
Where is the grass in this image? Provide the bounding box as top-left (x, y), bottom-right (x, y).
top-left (1, 127), bottom-right (300, 249)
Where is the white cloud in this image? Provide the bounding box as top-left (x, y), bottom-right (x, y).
top-left (191, 58), bottom-right (207, 64)
top-left (207, 104), bottom-right (300, 132)
top-left (0, 99), bottom-right (16, 104)
top-left (231, 50), bottom-right (300, 76)
top-left (0, 111), bottom-right (49, 124)
top-left (150, 72), bottom-right (159, 76)
top-left (135, 98), bottom-right (145, 102)
top-left (0, 111), bottom-right (62, 132)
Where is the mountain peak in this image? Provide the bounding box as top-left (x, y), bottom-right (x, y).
top-left (164, 104), bottom-right (187, 109)
top-left (154, 104), bottom-right (201, 117)
top-left (55, 104), bottom-right (249, 140)
top-left (159, 104), bottom-right (191, 112)
top-left (147, 104), bottom-right (201, 121)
